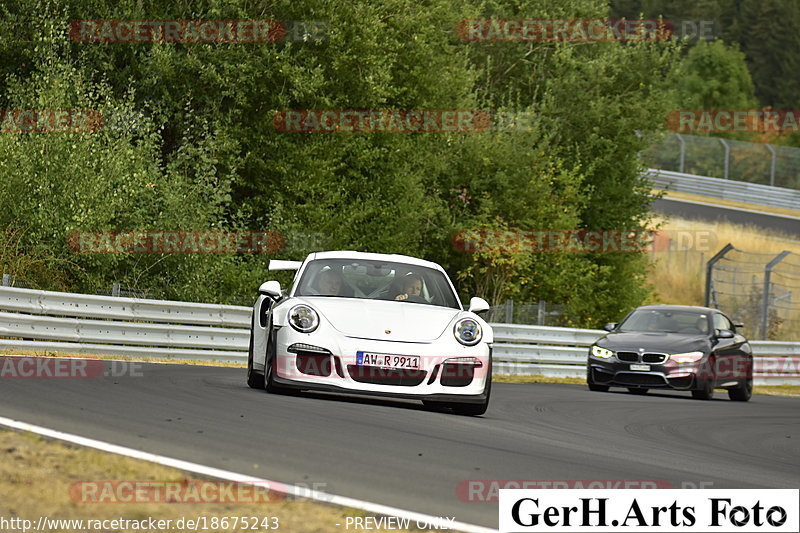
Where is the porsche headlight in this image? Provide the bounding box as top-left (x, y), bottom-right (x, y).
top-left (670, 351), bottom-right (704, 363)
top-left (289, 304), bottom-right (319, 333)
top-left (454, 318), bottom-right (482, 346)
top-left (591, 345), bottom-right (614, 359)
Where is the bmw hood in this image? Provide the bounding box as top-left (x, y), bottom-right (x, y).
top-left (598, 332), bottom-right (709, 354)
top-left (295, 297), bottom-right (462, 342)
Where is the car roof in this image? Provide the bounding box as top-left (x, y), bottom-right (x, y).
top-left (304, 251), bottom-right (445, 271)
top-left (634, 304), bottom-right (718, 314)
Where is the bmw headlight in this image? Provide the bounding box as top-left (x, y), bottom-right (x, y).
top-left (454, 318), bottom-right (482, 346)
top-left (670, 351), bottom-right (704, 363)
top-left (289, 304), bottom-right (319, 333)
top-left (591, 345), bottom-right (614, 359)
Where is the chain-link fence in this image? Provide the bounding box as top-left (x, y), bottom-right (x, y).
top-left (483, 300), bottom-right (568, 326)
top-left (707, 247), bottom-right (800, 340)
top-left (645, 133), bottom-right (800, 190)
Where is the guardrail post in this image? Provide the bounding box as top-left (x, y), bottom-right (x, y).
top-left (112, 283), bottom-right (121, 297)
top-left (505, 299), bottom-right (514, 323)
top-left (765, 144), bottom-right (777, 187)
top-left (719, 138), bottom-right (730, 180)
top-left (761, 251), bottom-right (790, 339)
top-left (1, 273), bottom-right (10, 287)
top-left (705, 243), bottom-right (734, 307)
top-left (675, 133), bottom-right (685, 173)
top-left (537, 300), bottom-right (546, 325)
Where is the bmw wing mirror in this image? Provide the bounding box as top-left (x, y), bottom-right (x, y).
top-left (258, 280), bottom-right (282, 300)
top-left (715, 328), bottom-right (735, 339)
top-left (468, 297), bottom-right (490, 314)
top-left (603, 323), bottom-right (617, 332)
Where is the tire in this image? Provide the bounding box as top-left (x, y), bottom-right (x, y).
top-left (692, 357), bottom-right (716, 400)
top-left (587, 367), bottom-right (610, 392)
top-left (691, 377), bottom-right (714, 400)
top-left (627, 387), bottom-right (648, 395)
top-left (264, 328), bottom-right (297, 395)
top-left (728, 377), bottom-right (753, 402)
top-left (246, 330), bottom-right (265, 389)
top-left (449, 361), bottom-right (492, 416)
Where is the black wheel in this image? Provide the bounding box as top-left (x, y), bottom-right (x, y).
top-left (728, 377), bottom-right (753, 402)
top-left (627, 387), bottom-right (649, 395)
top-left (587, 367), bottom-right (610, 392)
top-left (264, 328), bottom-right (298, 395)
top-left (692, 377), bottom-right (714, 400)
top-left (448, 360), bottom-right (492, 416)
top-left (692, 357), bottom-right (715, 400)
top-left (246, 331), bottom-right (265, 389)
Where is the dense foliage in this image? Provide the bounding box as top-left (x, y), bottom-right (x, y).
top-left (0, 0), bottom-right (792, 324)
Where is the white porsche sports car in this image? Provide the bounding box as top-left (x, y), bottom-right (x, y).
top-left (246, 251), bottom-right (493, 415)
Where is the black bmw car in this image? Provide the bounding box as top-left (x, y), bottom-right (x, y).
top-left (587, 305), bottom-right (753, 401)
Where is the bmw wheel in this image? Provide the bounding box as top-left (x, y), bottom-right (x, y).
top-left (728, 377), bottom-right (752, 402)
top-left (587, 367), bottom-right (610, 392)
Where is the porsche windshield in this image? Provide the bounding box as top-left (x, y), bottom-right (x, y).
top-left (294, 259), bottom-right (460, 309)
top-left (618, 309), bottom-right (710, 335)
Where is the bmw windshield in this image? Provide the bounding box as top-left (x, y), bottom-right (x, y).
top-left (618, 309), bottom-right (710, 335)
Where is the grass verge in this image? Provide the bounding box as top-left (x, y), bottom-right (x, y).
top-left (0, 428), bottom-right (434, 533)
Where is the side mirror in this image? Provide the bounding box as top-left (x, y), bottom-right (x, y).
top-left (603, 323), bottom-right (618, 332)
top-left (258, 281), bottom-right (282, 300)
top-left (715, 329), bottom-right (735, 339)
top-left (468, 296), bottom-right (490, 314)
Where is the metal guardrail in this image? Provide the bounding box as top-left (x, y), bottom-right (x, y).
top-left (647, 168), bottom-right (800, 211)
top-left (0, 287), bottom-right (798, 384)
top-left (0, 287), bottom-right (251, 362)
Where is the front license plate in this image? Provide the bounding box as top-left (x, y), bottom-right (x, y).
top-left (630, 364), bottom-right (650, 371)
top-left (356, 351), bottom-right (420, 370)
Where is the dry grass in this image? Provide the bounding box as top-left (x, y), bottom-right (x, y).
top-left (0, 429), bottom-right (431, 533)
top-left (647, 215), bottom-right (800, 306)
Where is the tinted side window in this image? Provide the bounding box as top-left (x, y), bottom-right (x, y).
top-left (713, 313), bottom-right (732, 331)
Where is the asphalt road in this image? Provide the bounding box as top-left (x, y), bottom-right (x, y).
top-left (653, 197), bottom-right (800, 237)
top-left (1, 361), bottom-right (798, 529)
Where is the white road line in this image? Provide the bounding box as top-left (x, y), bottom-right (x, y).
top-left (0, 416), bottom-right (496, 533)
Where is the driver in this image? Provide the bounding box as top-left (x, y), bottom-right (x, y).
top-left (394, 274), bottom-right (423, 301)
top-left (317, 268), bottom-right (343, 296)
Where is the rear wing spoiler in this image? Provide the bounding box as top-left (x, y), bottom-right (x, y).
top-left (268, 260), bottom-right (302, 271)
